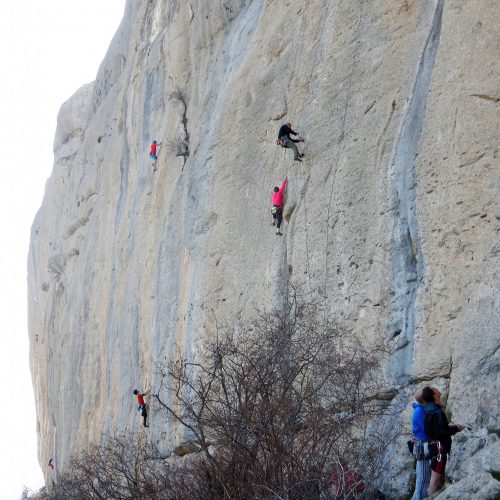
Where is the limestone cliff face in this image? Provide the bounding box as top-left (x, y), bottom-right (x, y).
top-left (28, 0), bottom-right (499, 496)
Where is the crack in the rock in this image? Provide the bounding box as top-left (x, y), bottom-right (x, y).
top-left (470, 94), bottom-right (500, 105)
top-left (458, 152), bottom-right (486, 168)
top-left (388, 0), bottom-right (445, 383)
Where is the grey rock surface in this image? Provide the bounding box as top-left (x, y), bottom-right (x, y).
top-left (28, 0), bottom-right (499, 495)
top-left (434, 472), bottom-right (500, 500)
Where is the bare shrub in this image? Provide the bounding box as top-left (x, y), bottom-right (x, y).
top-left (49, 432), bottom-right (186, 499)
top-left (167, 136), bottom-right (189, 157)
top-left (153, 283), bottom-right (391, 498)
top-left (166, 87), bottom-right (190, 161)
top-left (46, 284), bottom-right (392, 499)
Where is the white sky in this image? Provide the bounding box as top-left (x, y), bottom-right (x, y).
top-left (0, 1), bottom-right (126, 498)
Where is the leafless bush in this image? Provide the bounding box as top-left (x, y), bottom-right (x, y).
top-left (49, 432), bottom-right (202, 499)
top-left (46, 284), bottom-right (392, 499)
top-left (167, 136), bottom-right (189, 157)
top-left (153, 283), bottom-right (391, 498)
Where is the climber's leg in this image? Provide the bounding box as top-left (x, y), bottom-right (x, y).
top-left (283, 137), bottom-right (301, 160)
top-left (275, 208), bottom-right (283, 235)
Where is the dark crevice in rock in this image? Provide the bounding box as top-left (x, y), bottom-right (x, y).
top-left (115, 103), bottom-right (130, 230)
top-left (470, 94), bottom-right (500, 105)
top-left (170, 90), bottom-right (190, 170)
top-left (388, 0), bottom-right (444, 383)
top-left (458, 152), bottom-right (486, 168)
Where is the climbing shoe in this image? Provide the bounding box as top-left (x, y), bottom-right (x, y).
top-left (294, 157), bottom-right (302, 162)
top-left (276, 230), bottom-right (283, 236)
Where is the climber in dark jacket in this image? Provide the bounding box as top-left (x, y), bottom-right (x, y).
top-left (421, 386), bottom-right (464, 496)
top-left (277, 123), bottom-right (304, 161)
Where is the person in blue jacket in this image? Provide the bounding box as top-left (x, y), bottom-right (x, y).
top-left (411, 389), bottom-right (431, 499)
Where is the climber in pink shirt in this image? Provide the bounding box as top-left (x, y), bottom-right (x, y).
top-left (271, 177), bottom-right (287, 236)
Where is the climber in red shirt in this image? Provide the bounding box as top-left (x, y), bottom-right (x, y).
top-left (331, 464), bottom-right (365, 496)
top-left (133, 389), bottom-right (149, 427)
top-left (150, 140), bottom-right (158, 161)
top-left (271, 177), bottom-right (287, 236)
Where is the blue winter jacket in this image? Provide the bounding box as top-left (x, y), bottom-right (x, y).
top-left (412, 402), bottom-right (429, 441)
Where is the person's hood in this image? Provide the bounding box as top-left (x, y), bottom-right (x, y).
top-left (412, 402), bottom-right (424, 409)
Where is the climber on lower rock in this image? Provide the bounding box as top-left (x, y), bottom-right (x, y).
top-left (133, 389), bottom-right (149, 427)
top-left (277, 123), bottom-right (304, 161)
top-left (272, 177), bottom-right (287, 236)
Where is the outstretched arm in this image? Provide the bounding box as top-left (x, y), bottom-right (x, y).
top-left (440, 416), bottom-right (464, 438)
top-left (288, 128), bottom-right (303, 143)
top-left (279, 178), bottom-right (287, 194)
top-left (449, 424), bottom-right (464, 434)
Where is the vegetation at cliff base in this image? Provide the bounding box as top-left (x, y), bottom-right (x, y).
top-left (36, 285), bottom-right (394, 499)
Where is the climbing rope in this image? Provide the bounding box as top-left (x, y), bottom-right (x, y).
top-left (287, 2), bottom-right (312, 126)
top-left (322, 1), bottom-right (366, 295)
top-left (277, 1), bottom-right (312, 178)
top-left (290, 0), bottom-right (331, 127)
top-left (279, 0), bottom-right (332, 291)
top-left (297, 0), bottom-right (332, 291)
top-left (253, 4), bottom-right (313, 295)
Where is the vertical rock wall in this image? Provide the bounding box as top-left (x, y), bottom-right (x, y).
top-left (28, 0), bottom-right (499, 496)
